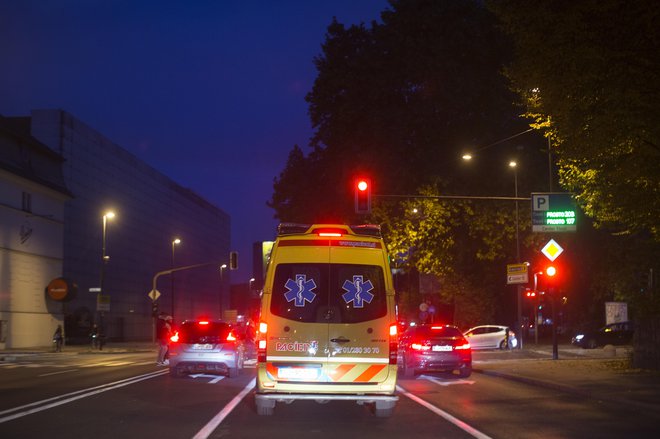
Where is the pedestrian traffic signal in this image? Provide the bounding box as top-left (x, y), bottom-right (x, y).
top-left (354, 178), bottom-right (372, 214)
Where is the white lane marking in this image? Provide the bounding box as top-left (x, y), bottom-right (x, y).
top-left (0, 369), bottom-right (168, 423)
top-left (192, 378), bottom-right (256, 439)
top-left (397, 385), bottom-right (492, 439)
top-left (419, 375), bottom-right (476, 386)
top-left (38, 369), bottom-right (78, 377)
top-left (189, 374), bottom-right (226, 384)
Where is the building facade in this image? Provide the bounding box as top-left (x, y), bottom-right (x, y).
top-left (0, 115), bottom-right (71, 349)
top-left (1, 110), bottom-right (231, 346)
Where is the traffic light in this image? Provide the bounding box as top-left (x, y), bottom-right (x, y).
top-left (525, 289), bottom-right (537, 298)
top-left (229, 251), bottom-right (238, 270)
top-left (354, 178), bottom-right (372, 214)
top-left (543, 264), bottom-right (559, 290)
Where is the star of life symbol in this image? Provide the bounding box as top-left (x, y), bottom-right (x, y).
top-left (342, 275), bottom-right (375, 308)
top-left (284, 274), bottom-right (317, 307)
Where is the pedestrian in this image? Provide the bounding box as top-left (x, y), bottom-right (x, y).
top-left (53, 325), bottom-right (63, 352)
top-left (156, 313), bottom-right (173, 366)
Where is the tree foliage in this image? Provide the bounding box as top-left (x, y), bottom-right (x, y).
top-left (268, 0), bottom-right (553, 326)
top-left (488, 0), bottom-right (660, 240)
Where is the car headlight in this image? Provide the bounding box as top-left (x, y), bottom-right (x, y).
top-left (574, 334), bottom-right (584, 341)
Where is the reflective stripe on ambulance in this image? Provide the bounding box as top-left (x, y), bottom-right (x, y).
top-left (266, 360), bottom-right (389, 383)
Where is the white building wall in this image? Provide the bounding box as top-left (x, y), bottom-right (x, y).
top-left (29, 110), bottom-right (231, 342)
top-left (0, 170), bottom-right (67, 348)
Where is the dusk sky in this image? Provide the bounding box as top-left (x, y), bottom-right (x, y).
top-left (1, 0), bottom-right (389, 282)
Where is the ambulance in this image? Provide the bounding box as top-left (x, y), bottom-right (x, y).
top-left (255, 224), bottom-right (399, 417)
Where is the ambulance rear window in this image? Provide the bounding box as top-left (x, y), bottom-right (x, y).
top-left (271, 263), bottom-right (387, 323)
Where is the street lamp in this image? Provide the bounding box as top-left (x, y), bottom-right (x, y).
top-left (509, 160), bottom-right (523, 348)
top-left (249, 277), bottom-right (255, 292)
top-left (100, 211), bottom-right (115, 293)
top-left (220, 264), bottom-right (227, 315)
top-left (99, 210), bottom-right (115, 333)
top-left (461, 153), bottom-right (524, 348)
top-left (171, 238), bottom-right (181, 318)
top-left (461, 128), bottom-right (552, 191)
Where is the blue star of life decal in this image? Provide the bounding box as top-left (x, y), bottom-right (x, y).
top-left (284, 274), bottom-right (317, 307)
top-left (342, 275), bottom-right (375, 308)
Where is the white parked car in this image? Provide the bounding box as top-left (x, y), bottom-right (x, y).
top-left (464, 325), bottom-right (517, 350)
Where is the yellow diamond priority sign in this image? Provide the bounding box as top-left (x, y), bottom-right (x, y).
top-left (541, 239), bottom-right (564, 262)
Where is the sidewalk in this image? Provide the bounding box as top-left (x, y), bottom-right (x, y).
top-left (0, 341), bottom-right (156, 361)
top-left (473, 343), bottom-right (660, 415)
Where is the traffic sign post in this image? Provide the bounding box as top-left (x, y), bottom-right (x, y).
top-left (507, 263), bottom-right (529, 285)
top-left (531, 193), bottom-right (577, 232)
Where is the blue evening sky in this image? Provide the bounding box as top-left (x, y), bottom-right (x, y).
top-left (0, 0), bottom-right (390, 283)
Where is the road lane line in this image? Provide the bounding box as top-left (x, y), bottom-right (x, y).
top-left (397, 385), bottom-right (492, 439)
top-left (0, 369), bottom-right (167, 423)
top-left (419, 375), bottom-right (476, 386)
top-left (38, 369), bottom-right (78, 377)
top-left (192, 378), bottom-right (256, 439)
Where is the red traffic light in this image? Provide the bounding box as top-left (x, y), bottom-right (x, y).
top-left (354, 178), bottom-right (372, 214)
top-left (546, 266), bottom-right (557, 277)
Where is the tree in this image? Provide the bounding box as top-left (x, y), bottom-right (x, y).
top-left (269, 0), bottom-right (529, 222)
top-left (268, 0), bottom-right (554, 325)
top-left (488, 0), bottom-right (660, 240)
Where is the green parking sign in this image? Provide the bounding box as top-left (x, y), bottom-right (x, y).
top-left (531, 193), bottom-right (577, 232)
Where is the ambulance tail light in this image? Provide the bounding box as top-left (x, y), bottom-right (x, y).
top-left (389, 323), bottom-right (398, 365)
top-left (258, 322), bottom-right (268, 363)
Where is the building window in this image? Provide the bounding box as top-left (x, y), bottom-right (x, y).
top-left (22, 192), bottom-right (32, 213)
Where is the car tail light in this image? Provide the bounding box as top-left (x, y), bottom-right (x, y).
top-left (454, 342), bottom-right (471, 350)
top-left (258, 322), bottom-right (267, 363)
top-left (170, 331), bottom-right (179, 343)
top-left (198, 320), bottom-right (209, 325)
top-left (389, 323), bottom-right (398, 365)
top-left (226, 331), bottom-right (237, 342)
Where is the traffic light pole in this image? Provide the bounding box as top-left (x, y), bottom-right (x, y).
top-left (550, 288), bottom-right (558, 360)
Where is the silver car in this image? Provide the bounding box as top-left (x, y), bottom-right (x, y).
top-left (168, 320), bottom-right (245, 378)
top-left (464, 325), bottom-right (517, 350)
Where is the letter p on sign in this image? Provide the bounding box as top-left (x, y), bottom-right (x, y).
top-left (533, 194), bottom-right (549, 211)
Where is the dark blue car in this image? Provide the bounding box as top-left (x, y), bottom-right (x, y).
top-left (571, 321), bottom-right (634, 349)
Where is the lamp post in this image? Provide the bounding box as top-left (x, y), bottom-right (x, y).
top-left (462, 153), bottom-right (524, 348)
top-left (220, 264), bottom-right (227, 315)
top-left (509, 160), bottom-right (523, 349)
top-left (99, 211), bottom-right (115, 333)
top-left (171, 238), bottom-right (181, 319)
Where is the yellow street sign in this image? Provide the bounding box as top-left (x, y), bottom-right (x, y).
top-left (507, 263), bottom-right (528, 284)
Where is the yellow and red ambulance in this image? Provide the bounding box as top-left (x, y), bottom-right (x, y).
top-left (255, 224), bottom-right (399, 417)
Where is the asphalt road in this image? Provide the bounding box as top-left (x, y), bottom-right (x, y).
top-left (0, 349), bottom-right (658, 438)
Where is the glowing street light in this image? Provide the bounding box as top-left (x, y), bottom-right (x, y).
top-left (171, 237), bottom-right (181, 318)
top-left (99, 210), bottom-right (115, 336)
top-left (100, 210), bottom-right (115, 292)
